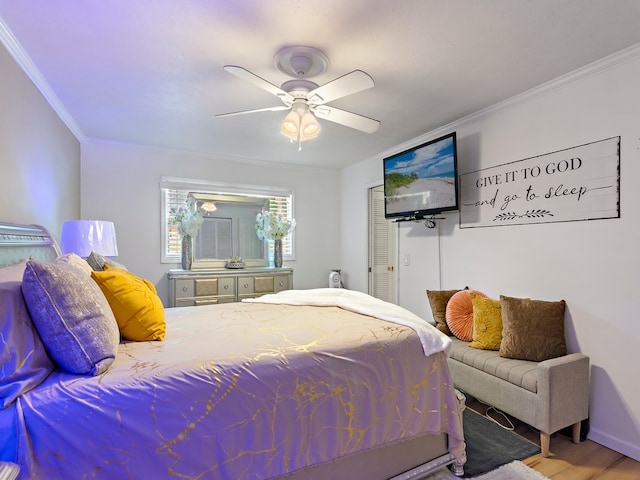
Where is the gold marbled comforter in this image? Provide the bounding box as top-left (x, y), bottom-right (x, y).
top-left (2, 291), bottom-right (464, 479)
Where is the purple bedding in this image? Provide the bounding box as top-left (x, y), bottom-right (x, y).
top-left (1, 297), bottom-right (464, 479)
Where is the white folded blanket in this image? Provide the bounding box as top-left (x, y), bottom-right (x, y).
top-left (244, 288), bottom-right (451, 357)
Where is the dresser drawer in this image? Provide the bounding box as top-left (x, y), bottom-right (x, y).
top-left (176, 296), bottom-right (235, 307)
top-left (273, 274), bottom-right (289, 292)
top-left (175, 279), bottom-right (195, 299)
top-left (238, 276), bottom-right (276, 295)
top-left (237, 276), bottom-right (255, 295)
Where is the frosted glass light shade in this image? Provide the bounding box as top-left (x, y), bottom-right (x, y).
top-left (61, 220), bottom-right (118, 257)
top-left (300, 111), bottom-right (320, 139)
top-left (280, 103), bottom-right (320, 141)
top-left (280, 110), bottom-right (300, 139)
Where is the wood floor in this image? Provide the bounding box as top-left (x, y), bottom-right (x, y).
top-left (465, 397), bottom-right (640, 479)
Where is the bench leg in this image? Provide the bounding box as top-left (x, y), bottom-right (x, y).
top-left (572, 421), bottom-right (581, 444)
top-left (540, 423), bottom-right (580, 457)
top-left (540, 432), bottom-right (550, 457)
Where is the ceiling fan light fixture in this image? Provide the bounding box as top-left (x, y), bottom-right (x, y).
top-left (219, 49), bottom-right (380, 147)
top-left (300, 111), bottom-right (320, 139)
top-left (280, 110), bottom-right (300, 138)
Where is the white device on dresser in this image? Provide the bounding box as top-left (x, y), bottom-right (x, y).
top-left (329, 269), bottom-right (342, 288)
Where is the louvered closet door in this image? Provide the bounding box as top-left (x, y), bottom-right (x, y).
top-left (368, 185), bottom-right (397, 303)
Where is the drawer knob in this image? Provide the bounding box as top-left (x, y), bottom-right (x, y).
top-left (224, 285), bottom-right (229, 290)
top-left (182, 286), bottom-right (188, 292)
top-left (244, 283), bottom-right (249, 288)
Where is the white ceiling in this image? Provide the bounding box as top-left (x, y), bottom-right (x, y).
top-left (1, 0), bottom-right (640, 169)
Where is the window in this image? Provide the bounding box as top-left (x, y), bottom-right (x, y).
top-left (161, 177), bottom-right (295, 265)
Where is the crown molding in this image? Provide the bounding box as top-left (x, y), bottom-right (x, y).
top-left (458, 42), bottom-right (640, 127)
top-left (0, 17), bottom-right (84, 142)
top-left (361, 42), bottom-right (640, 169)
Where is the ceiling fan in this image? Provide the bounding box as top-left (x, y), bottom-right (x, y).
top-left (216, 46), bottom-right (380, 149)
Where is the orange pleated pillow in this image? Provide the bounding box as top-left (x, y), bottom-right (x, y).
top-left (445, 289), bottom-right (488, 341)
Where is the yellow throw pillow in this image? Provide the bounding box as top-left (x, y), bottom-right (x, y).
top-left (91, 265), bottom-right (165, 341)
top-left (468, 294), bottom-right (502, 350)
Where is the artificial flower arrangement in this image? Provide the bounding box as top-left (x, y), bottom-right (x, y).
top-left (170, 196), bottom-right (204, 237)
top-left (255, 211), bottom-right (296, 240)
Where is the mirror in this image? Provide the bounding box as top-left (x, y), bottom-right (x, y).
top-left (190, 192), bottom-right (269, 268)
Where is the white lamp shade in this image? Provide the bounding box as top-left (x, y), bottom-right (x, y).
top-left (61, 220), bottom-right (118, 257)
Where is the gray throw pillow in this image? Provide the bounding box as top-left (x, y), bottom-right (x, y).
top-left (86, 251), bottom-right (128, 272)
top-left (22, 260), bottom-right (119, 375)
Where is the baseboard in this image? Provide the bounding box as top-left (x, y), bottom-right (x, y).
top-left (588, 427), bottom-right (640, 463)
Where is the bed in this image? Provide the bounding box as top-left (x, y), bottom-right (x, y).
top-left (0, 222), bottom-right (466, 479)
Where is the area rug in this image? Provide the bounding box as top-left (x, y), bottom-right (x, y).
top-left (425, 460), bottom-right (549, 480)
top-left (458, 408), bottom-right (541, 477)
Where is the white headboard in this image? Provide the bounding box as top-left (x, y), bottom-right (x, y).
top-left (0, 222), bottom-right (61, 267)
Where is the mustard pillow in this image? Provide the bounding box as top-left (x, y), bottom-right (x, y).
top-left (91, 265), bottom-right (165, 341)
top-left (468, 293), bottom-right (502, 350)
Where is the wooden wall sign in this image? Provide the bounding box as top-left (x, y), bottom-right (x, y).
top-left (459, 136), bottom-right (620, 228)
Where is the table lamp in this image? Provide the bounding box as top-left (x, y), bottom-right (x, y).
top-left (60, 220), bottom-right (118, 258)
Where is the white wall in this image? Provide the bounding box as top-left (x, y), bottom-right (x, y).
top-left (80, 141), bottom-right (341, 304)
top-left (340, 45), bottom-right (640, 461)
top-left (0, 43), bottom-right (80, 231)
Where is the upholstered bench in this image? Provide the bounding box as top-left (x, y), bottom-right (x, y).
top-left (427, 289), bottom-right (590, 457)
top-left (446, 337), bottom-right (589, 457)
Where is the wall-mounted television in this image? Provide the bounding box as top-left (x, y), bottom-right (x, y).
top-left (383, 132), bottom-right (458, 221)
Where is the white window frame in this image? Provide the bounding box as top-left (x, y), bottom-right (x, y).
top-left (161, 177), bottom-right (295, 264)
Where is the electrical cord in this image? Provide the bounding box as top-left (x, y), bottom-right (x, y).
top-left (484, 406), bottom-right (515, 431)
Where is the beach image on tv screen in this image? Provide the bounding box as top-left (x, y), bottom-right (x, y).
top-left (384, 136), bottom-right (456, 215)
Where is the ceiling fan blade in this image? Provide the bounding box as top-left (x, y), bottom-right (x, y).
top-left (216, 105), bottom-right (290, 118)
top-left (223, 65), bottom-right (293, 104)
top-left (312, 105), bottom-right (380, 133)
top-left (307, 70), bottom-right (375, 105)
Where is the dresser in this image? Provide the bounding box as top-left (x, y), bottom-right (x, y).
top-left (168, 267), bottom-right (293, 307)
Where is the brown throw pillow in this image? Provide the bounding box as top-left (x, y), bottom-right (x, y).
top-left (426, 289), bottom-right (460, 335)
top-left (499, 295), bottom-right (567, 361)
